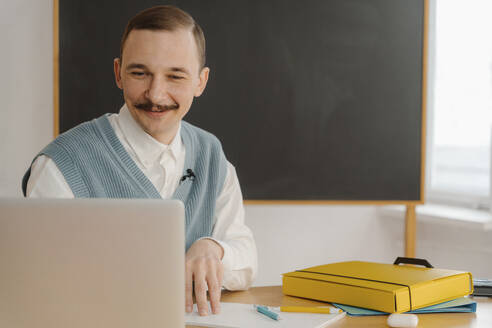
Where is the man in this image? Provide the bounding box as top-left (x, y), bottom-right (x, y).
top-left (22, 5), bottom-right (257, 316)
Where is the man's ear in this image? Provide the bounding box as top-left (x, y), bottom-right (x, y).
top-left (194, 67), bottom-right (210, 97)
top-left (114, 58), bottom-right (123, 90)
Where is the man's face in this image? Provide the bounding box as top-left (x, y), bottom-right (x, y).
top-left (114, 28), bottom-right (209, 143)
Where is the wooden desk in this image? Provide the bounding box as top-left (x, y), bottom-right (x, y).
top-left (187, 286), bottom-right (492, 328)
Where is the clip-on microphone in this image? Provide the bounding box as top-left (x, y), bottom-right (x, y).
top-left (180, 169), bottom-right (195, 183)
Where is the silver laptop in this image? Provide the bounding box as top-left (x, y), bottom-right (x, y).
top-left (0, 198), bottom-right (184, 328)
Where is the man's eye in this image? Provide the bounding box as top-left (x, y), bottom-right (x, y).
top-left (169, 75), bottom-right (184, 80)
top-left (131, 72), bottom-right (145, 76)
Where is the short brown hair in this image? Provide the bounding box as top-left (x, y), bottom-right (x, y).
top-left (120, 5), bottom-right (206, 69)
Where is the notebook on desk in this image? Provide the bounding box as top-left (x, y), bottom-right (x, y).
top-left (334, 297), bottom-right (477, 316)
top-left (185, 302), bottom-right (346, 328)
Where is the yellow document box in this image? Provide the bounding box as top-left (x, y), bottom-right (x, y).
top-left (282, 258), bottom-right (473, 313)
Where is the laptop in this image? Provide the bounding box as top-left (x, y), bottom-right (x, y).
top-left (0, 198), bottom-right (184, 328)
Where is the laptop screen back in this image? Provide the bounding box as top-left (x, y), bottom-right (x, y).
top-left (0, 198), bottom-right (184, 328)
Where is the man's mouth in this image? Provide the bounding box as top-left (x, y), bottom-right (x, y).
top-left (144, 108), bottom-right (168, 113)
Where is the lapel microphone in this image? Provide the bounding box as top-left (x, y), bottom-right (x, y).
top-left (180, 169), bottom-right (196, 183)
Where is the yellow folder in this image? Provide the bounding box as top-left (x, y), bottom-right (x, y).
top-left (282, 258), bottom-right (473, 313)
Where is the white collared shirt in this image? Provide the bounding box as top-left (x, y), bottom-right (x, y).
top-left (26, 105), bottom-right (257, 290)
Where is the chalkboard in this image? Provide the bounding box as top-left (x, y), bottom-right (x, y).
top-left (58, 0), bottom-right (426, 201)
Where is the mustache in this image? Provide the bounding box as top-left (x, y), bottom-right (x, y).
top-left (134, 101), bottom-right (179, 112)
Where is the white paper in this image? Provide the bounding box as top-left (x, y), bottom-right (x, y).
top-left (185, 302), bottom-right (346, 328)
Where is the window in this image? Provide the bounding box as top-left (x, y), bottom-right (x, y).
top-left (427, 0), bottom-right (492, 209)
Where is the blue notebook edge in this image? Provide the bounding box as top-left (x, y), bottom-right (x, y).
top-left (333, 297), bottom-right (477, 316)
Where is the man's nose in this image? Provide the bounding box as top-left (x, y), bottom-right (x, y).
top-left (146, 76), bottom-right (171, 105)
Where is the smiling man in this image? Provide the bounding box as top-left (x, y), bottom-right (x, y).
top-left (22, 5), bottom-right (257, 316)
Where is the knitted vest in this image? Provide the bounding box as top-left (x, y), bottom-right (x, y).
top-left (22, 114), bottom-right (228, 250)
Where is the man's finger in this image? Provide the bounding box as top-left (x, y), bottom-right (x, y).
top-left (194, 272), bottom-right (209, 316)
top-left (216, 262), bottom-right (224, 287)
top-left (207, 273), bottom-right (221, 314)
top-left (185, 262), bottom-right (194, 313)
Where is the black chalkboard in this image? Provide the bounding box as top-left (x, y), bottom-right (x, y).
top-left (59, 0), bottom-right (425, 201)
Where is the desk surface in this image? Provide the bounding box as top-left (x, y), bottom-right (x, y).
top-left (188, 286), bottom-right (492, 328)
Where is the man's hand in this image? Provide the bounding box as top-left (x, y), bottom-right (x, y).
top-left (185, 239), bottom-right (224, 316)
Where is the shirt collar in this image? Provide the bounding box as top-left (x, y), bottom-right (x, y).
top-left (116, 104), bottom-right (182, 169)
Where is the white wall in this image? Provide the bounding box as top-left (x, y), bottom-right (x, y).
top-left (249, 205), bottom-right (492, 286)
top-left (415, 219), bottom-right (492, 279)
top-left (0, 0), bottom-right (490, 288)
top-left (246, 204), bottom-right (402, 286)
top-left (0, 0), bottom-right (53, 197)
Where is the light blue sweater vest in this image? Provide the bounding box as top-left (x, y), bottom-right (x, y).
top-left (22, 114), bottom-right (228, 250)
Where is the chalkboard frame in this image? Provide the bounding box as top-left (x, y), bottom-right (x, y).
top-left (52, 0), bottom-right (428, 205)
